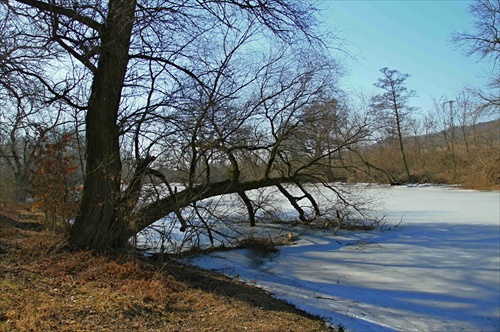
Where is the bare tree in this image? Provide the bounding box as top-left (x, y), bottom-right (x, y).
top-left (3, 0), bottom-right (368, 250)
top-left (293, 99), bottom-right (372, 182)
top-left (0, 6), bottom-right (58, 201)
top-left (452, 0), bottom-right (500, 64)
top-left (370, 67), bottom-right (417, 183)
top-left (432, 97), bottom-right (459, 180)
top-left (430, 91), bottom-right (499, 187)
top-left (452, 0), bottom-right (500, 110)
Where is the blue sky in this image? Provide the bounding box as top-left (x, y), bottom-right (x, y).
top-left (319, 0), bottom-right (493, 114)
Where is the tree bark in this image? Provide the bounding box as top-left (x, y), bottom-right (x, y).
top-left (70, 0), bottom-right (137, 249)
top-left (395, 110), bottom-right (412, 183)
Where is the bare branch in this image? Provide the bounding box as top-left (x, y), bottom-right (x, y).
top-left (13, 0), bottom-right (103, 31)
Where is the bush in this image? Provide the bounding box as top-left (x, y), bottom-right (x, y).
top-left (29, 134), bottom-right (80, 231)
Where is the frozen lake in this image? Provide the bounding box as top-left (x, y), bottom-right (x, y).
top-left (186, 185), bottom-right (500, 331)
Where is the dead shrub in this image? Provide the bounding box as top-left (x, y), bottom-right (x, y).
top-left (238, 233), bottom-right (296, 255)
top-left (29, 133), bottom-right (80, 232)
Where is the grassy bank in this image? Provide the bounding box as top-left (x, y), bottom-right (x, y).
top-left (0, 204), bottom-right (335, 332)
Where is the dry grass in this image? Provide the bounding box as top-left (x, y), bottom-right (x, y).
top-left (0, 204), bottom-right (336, 332)
top-left (237, 232), bottom-right (297, 255)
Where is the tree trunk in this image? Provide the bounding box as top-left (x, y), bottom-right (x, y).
top-left (395, 110), bottom-right (412, 183)
top-left (398, 132), bottom-right (412, 183)
top-left (133, 177), bottom-right (298, 235)
top-left (70, 0), bottom-right (136, 250)
top-left (14, 172), bottom-right (30, 202)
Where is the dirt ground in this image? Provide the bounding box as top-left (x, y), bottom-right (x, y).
top-left (0, 204), bottom-right (336, 332)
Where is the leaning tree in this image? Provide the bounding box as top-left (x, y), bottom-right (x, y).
top-left (3, 0), bottom-right (371, 250)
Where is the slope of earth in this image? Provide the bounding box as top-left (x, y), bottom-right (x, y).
top-left (0, 204), bottom-right (335, 332)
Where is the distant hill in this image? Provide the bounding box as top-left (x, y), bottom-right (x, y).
top-left (472, 118), bottom-right (500, 142)
top-left (410, 118), bottom-right (500, 144)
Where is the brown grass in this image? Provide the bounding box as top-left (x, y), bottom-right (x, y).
top-left (237, 233), bottom-right (297, 255)
top-left (0, 204), bottom-right (336, 332)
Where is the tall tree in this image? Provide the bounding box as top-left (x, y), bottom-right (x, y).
top-left (371, 67), bottom-right (417, 183)
top-left (3, 0), bottom-right (368, 250)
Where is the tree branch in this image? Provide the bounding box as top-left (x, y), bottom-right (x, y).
top-left (13, 0), bottom-right (103, 32)
top-left (133, 176), bottom-right (299, 234)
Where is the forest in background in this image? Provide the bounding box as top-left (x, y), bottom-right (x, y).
top-left (2, 97), bottom-right (498, 204)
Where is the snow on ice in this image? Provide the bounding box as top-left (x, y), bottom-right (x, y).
top-left (184, 185), bottom-right (500, 331)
